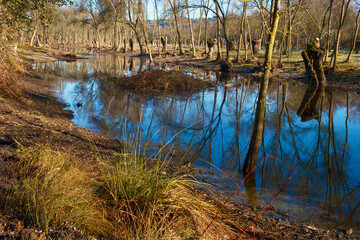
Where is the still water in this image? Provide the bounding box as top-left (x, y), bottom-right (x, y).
top-left (34, 54), bottom-right (360, 232)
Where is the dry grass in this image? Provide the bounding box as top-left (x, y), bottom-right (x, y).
top-left (7, 146), bottom-right (114, 238)
top-left (6, 144), bottom-right (236, 239)
top-left (0, 27), bottom-right (25, 101)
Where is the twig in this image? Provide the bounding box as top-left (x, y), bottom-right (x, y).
top-left (200, 155), bottom-right (273, 239)
top-left (235, 172), bottom-right (296, 240)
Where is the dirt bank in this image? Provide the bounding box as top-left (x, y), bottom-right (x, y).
top-left (1, 46), bottom-right (359, 239)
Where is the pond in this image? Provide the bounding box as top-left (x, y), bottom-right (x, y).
top-left (33, 54), bottom-right (360, 233)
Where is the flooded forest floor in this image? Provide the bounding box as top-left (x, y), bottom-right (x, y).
top-left (1, 45), bottom-right (359, 239)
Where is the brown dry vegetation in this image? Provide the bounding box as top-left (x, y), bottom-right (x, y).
top-left (113, 69), bottom-right (214, 95)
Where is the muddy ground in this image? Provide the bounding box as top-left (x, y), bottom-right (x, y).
top-left (1, 46), bottom-right (359, 239)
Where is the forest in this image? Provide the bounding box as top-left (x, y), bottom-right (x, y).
top-left (1, 0), bottom-right (360, 239)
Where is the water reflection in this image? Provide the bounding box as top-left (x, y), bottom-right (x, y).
top-left (33, 55), bottom-right (360, 233)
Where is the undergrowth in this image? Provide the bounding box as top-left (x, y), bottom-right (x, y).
top-left (6, 144), bottom-right (234, 239)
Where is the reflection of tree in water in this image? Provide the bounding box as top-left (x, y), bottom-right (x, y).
top-left (297, 85), bottom-right (325, 122)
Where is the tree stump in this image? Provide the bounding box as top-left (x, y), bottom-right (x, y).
top-left (161, 36), bottom-right (167, 53)
top-left (220, 60), bottom-right (233, 72)
top-left (301, 38), bottom-right (326, 86)
top-left (251, 39), bottom-right (261, 54)
top-left (207, 38), bottom-right (217, 59)
top-left (229, 40), bottom-right (237, 51)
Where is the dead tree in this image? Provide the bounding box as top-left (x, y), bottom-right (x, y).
top-left (207, 38), bottom-right (217, 59)
top-left (301, 38), bottom-right (326, 86)
top-left (251, 39), bottom-right (261, 54)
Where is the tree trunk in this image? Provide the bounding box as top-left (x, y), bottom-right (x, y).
top-left (344, 10), bottom-right (360, 63)
top-left (324, 0), bottom-right (334, 63)
top-left (236, 2), bottom-right (246, 62)
top-left (332, 0), bottom-right (351, 70)
top-left (252, 39), bottom-right (261, 54)
top-left (161, 36), bottom-right (167, 53)
top-left (185, 0), bottom-right (196, 57)
top-left (129, 38), bottom-right (134, 52)
top-left (215, 4), bottom-right (222, 61)
top-left (207, 38), bottom-right (216, 58)
top-left (30, 24), bottom-right (38, 47)
top-left (301, 40), bottom-right (327, 86)
top-left (197, 1), bottom-right (204, 49)
top-left (204, 10), bottom-right (209, 54)
top-left (243, 0), bottom-right (281, 175)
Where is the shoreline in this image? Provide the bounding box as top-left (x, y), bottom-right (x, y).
top-left (1, 45), bottom-right (359, 239)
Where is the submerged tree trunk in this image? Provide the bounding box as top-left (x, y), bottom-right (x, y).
top-left (243, 0), bottom-right (281, 174)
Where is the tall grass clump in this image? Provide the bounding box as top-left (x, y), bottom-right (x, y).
top-left (99, 142), bottom-right (234, 239)
top-left (6, 145), bottom-right (114, 238)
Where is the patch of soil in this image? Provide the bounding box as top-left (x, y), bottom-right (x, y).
top-left (113, 69), bottom-right (214, 94)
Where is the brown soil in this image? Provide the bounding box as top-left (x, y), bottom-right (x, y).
top-left (0, 47), bottom-right (359, 239)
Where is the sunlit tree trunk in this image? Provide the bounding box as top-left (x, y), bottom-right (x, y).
top-left (204, 7), bottom-right (209, 54)
top-left (332, 0), bottom-right (352, 70)
top-left (197, 1), bottom-right (205, 50)
top-left (215, 3), bottom-right (222, 61)
top-left (243, 0), bottom-right (281, 174)
top-left (345, 9), bottom-right (360, 63)
top-left (324, 0), bottom-right (334, 63)
top-left (236, 1), bottom-right (246, 62)
top-left (169, 0), bottom-right (184, 55)
top-left (185, 0), bottom-right (196, 57)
